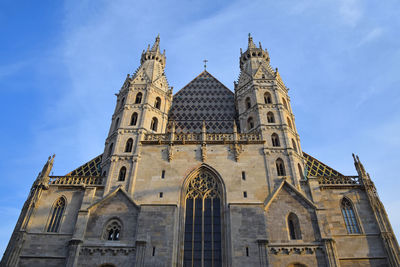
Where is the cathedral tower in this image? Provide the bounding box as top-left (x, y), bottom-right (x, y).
top-left (101, 35), bottom-right (172, 195)
top-left (2, 35), bottom-right (399, 267)
top-left (235, 34), bottom-right (305, 188)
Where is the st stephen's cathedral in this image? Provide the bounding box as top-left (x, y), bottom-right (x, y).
top-left (2, 35), bottom-right (399, 267)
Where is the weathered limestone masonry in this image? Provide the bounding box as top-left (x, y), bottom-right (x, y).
top-left (2, 35), bottom-right (400, 267)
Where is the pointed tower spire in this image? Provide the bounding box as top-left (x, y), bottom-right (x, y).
top-left (151, 34), bottom-right (160, 52)
top-left (139, 35), bottom-right (166, 76)
top-left (353, 153), bottom-right (367, 178)
top-left (248, 33), bottom-right (256, 49)
top-left (239, 34), bottom-right (270, 72)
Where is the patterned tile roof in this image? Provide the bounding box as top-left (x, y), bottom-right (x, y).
top-left (303, 152), bottom-right (343, 177)
top-left (66, 154), bottom-right (102, 176)
top-left (168, 71), bottom-right (237, 133)
top-left (66, 152), bottom-right (342, 178)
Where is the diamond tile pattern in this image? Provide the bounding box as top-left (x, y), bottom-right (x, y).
top-left (66, 154), bottom-right (102, 176)
top-left (168, 71), bottom-right (237, 133)
top-left (303, 152), bottom-right (343, 177)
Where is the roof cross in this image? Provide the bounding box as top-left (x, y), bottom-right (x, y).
top-left (203, 59), bottom-right (208, 70)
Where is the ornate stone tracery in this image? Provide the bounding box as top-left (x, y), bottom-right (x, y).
top-left (186, 170), bottom-right (221, 199)
top-left (183, 169), bottom-right (223, 266)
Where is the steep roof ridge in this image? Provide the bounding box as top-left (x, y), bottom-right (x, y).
top-left (174, 70), bottom-right (233, 97)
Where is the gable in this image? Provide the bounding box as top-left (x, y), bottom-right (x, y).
top-left (85, 189), bottom-right (139, 241)
top-left (264, 180), bottom-right (316, 212)
top-left (265, 183), bottom-right (320, 243)
top-left (88, 187), bottom-right (139, 211)
top-left (168, 71), bottom-right (237, 133)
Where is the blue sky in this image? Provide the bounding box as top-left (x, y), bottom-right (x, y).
top-left (1, 0), bottom-right (400, 255)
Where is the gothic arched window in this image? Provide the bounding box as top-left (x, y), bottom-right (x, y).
top-left (247, 117), bottom-right (254, 130)
top-left (107, 143), bottom-right (114, 158)
top-left (292, 139), bottom-right (298, 153)
top-left (130, 112), bottom-right (138, 126)
top-left (150, 117), bottom-right (158, 131)
top-left (245, 97), bottom-right (251, 109)
top-left (341, 198), bottom-right (361, 234)
top-left (125, 138), bottom-right (133, 152)
top-left (104, 219), bottom-right (122, 241)
top-left (183, 169), bottom-right (222, 267)
top-left (267, 112), bottom-right (275, 123)
top-left (135, 92), bottom-right (142, 104)
top-left (114, 118), bottom-right (120, 131)
top-left (155, 97), bottom-right (161, 109)
top-left (276, 158), bottom-right (286, 176)
top-left (282, 98), bottom-right (288, 109)
top-left (271, 133), bottom-right (280, 147)
top-left (264, 92), bottom-right (272, 104)
top-left (287, 117), bottom-right (293, 130)
top-left (47, 197), bottom-right (66, 232)
top-left (118, 167), bottom-right (126, 181)
top-left (287, 213), bottom-right (301, 240)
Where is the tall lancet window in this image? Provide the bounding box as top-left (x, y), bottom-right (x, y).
top-left (341, 198), bottom-right (361, 234)
top-left (184, 170), bottom-right (222, 267)
top-left (47, 197), bottom-right (66, 232)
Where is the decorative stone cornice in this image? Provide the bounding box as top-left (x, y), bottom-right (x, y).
top-left (269, 245), bottom-right (323, 255)
top-left (80, 246), bottom-right (135, 256)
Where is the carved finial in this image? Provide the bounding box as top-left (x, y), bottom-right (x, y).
top-left (35, 154), bottom-right (55, 189)
top-left (171, 121), bottom-right (176, 133)
top-left (202, 121), bottom-right (206, 133)
top-left (353, 153), bottom-right (367, 178)
top-left (151, 34), bottom-right (160, 52)
top-left (233, 120), bottom-right (237, 133)
top-left (259, 41), bottom-right (262, 49)
top-left (240, 48), bottom-right (243, 55)
top-left (248, 33), bottom-right (256, 49)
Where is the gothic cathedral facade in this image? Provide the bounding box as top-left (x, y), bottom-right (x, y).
top-left (2, 36), bottom-right (399, 267)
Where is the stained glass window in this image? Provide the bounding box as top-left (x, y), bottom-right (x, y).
top-left (341, 198), bottom-right (360, 234)
top-left (47, 197), bottom-right (66, 232)
top-left (184, 170), bottom-right (222, 267)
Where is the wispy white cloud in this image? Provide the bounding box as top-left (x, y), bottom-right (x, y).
top-left (358, 27), bottom-right (384, 46)
top-left (2, 0), bottom-right (400, 256)
top-left (338, 0), bottom-right (364, 27)
top-left (354, 86), bottom-right (379, 108)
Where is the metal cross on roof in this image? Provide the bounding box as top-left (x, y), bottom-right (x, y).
top-left (203, 59), bottom-right (208, 70)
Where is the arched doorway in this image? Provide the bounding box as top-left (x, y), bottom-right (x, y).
top-left (181, 166), bottom-right (225, 267)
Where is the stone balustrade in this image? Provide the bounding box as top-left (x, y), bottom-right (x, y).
top-left (318, 175), bottom-right (361, 186)
top-left (142, 131), bottom-right (263, 144)
top-left (49, 176), bottom-right (103, 186)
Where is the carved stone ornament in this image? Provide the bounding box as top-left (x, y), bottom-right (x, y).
top-left (201, 144), bottom-right (207, 162)
top-left (269, 246), bottom-right (320, 255)
top-left (167, 143), bottom-right (174, 162)
top-left (230, 143), bottom-right (243, 161)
